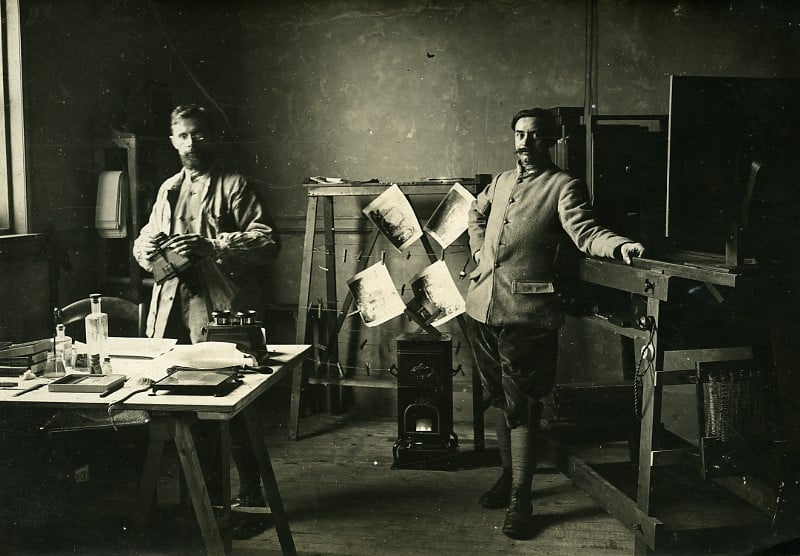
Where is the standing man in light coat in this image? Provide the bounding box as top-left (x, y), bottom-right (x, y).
top-left (133, 104), bottom-right (277, 344)
top-left (465, 108), bottom-right (644, 540)
top-left (133, 104), bottom-right (278, 539)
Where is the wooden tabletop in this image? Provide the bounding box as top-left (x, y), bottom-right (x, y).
top-left (0, 344), bottom-right (311, 420)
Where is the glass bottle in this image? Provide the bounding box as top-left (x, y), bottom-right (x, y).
top-left (101, 356), bottom-right (113, 375)
top-left (85, 294), bottom-right (109, 362)
top-left (44, 351), bottom-right (57, 377)
top-left (54, 323), bottom-right (72, 374)
top-left (89, 353), bottom-right (102, 375)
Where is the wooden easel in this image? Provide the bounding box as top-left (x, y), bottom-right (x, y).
top-left (290, 180), bottom-right (486, 453)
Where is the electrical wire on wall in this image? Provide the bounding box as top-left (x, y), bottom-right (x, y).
top-left (583, 0), bottom-right (599, 199)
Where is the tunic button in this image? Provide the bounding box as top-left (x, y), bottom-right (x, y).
top-left (503, 219), bottom-right (509, 225)
top-left (494, 262), bottom-right (501, 268)
top-left (509, 197), bottom-right (515, 203)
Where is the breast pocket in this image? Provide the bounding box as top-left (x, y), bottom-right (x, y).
top-left (511, 280), bottom-right (555, 294)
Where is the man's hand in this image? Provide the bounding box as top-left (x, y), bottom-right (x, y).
top-left (168, 234), bottom-right (214, 258)
top-left (138, 234), bottom-right (163, 259)
top-left (620, 242), bottom-right (645, 265)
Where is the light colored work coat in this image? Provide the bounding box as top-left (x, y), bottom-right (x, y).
top-left (466, 163), bottom-right (630, 328)
top-left (133, 163), bottom-right (277, 339)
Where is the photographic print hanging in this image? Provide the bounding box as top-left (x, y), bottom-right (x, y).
top-left (424, 182), bottom-right (476, 249)
top-left (346, 262), bottom-right (407, 327)
top-left (406, 260), bottom-right (466, 328)
top-left (362, 184), bottom-right (423, 252)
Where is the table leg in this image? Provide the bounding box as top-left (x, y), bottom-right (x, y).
top-left (133, 419), bottom-right (168, 532)
top-left (219, 422), bottom-right (232, 554)
top-left (636, 298), bottom-right (662, 518)
top-left (243, 405), bottom-right (297, 556)
top-left (173, 417), bottom-right (226, 556)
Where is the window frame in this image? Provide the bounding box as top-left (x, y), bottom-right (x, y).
top-left (0, 0), bottom-right (27, 235)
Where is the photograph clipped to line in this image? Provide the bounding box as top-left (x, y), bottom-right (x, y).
top-left (424, 182), bottom-right (476, 249)
top-left (407, 260), bottom-right (466, 327)
top-left (362, 184), bottom-right (423, 252)
top-left (347, 262), bottom-right (407, 327)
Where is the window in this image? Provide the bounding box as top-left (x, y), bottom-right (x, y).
top-left (0, 0), bottom-right (26, 234)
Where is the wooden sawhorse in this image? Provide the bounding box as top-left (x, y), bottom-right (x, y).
top-left (289, 180), bottom-right (486, 452)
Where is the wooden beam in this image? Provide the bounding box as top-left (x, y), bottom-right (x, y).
top-left (662, 347), bottom-right (753, 372)
top-left (567, 450), bottom-right (663, 548)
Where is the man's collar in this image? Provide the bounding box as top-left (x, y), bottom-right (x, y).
top-left (516, 159), bottom-right (549, 178)
top-left (183, 158), bottom-right (222, 183)
top-left (188, 169), bottom-right (210, 183)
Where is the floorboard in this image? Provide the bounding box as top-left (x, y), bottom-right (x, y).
top-left (231, 413), bottom-right (635, 555)
top-left (5, 392), bottom-right (799, 555)
top-left (0, 395), bottom-right (634, 555)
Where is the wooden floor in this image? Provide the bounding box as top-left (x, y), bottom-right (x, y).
top-left (1, 410), bottom-right (635, 555)
top-left (5, 391), bottom-right (800, 555)
top-left (231, 413), bottom-right (635, 556)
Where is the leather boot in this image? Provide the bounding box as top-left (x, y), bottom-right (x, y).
top-left (479, 468), bottom-right (512, 509)
top-left (502, 488), bottom-right (534, 540)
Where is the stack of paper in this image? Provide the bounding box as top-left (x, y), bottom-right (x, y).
top-left (95, 170), bottom-right (128, 238)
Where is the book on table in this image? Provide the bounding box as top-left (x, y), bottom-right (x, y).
top-left (0, 351), bottom-right (49, 366)
top-left (0, 361), bottom-right (47, 377)
top-left (0, 338), bottom-right (53, 358)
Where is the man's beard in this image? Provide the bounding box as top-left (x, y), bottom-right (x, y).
top-left (180, 150), bottom-right (212, 172)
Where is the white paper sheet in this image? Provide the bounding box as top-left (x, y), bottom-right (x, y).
top-left (408, 260), bottom-right (466, 327)
top-left (347, 262), bottom-right (406, 327)
top-left (106, 337), bottom-right (178, 359)
top-left (362, 184), bottom-right (423, 252)
top-left (424, 182), bottom-right (476, 249)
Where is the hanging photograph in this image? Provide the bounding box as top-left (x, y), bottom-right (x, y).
top-left (362, 184), bottom-right (423, 252)
top-left (407, 260), bottom-right (466, 327)
top-left (424, 182), bottom-right (476, 249)
top-left (347, 262), bottom-right (407, 327)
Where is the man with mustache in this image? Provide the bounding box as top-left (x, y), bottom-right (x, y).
top-left (133, 104), bottom-right (277, 539)
top-left (465, 108), bottom-right (644, 539)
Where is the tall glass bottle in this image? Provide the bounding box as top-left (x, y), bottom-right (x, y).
top-left (54, 323), bottom-right (72, 375)
top-left (85, 294), bottom-right (109, 363)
